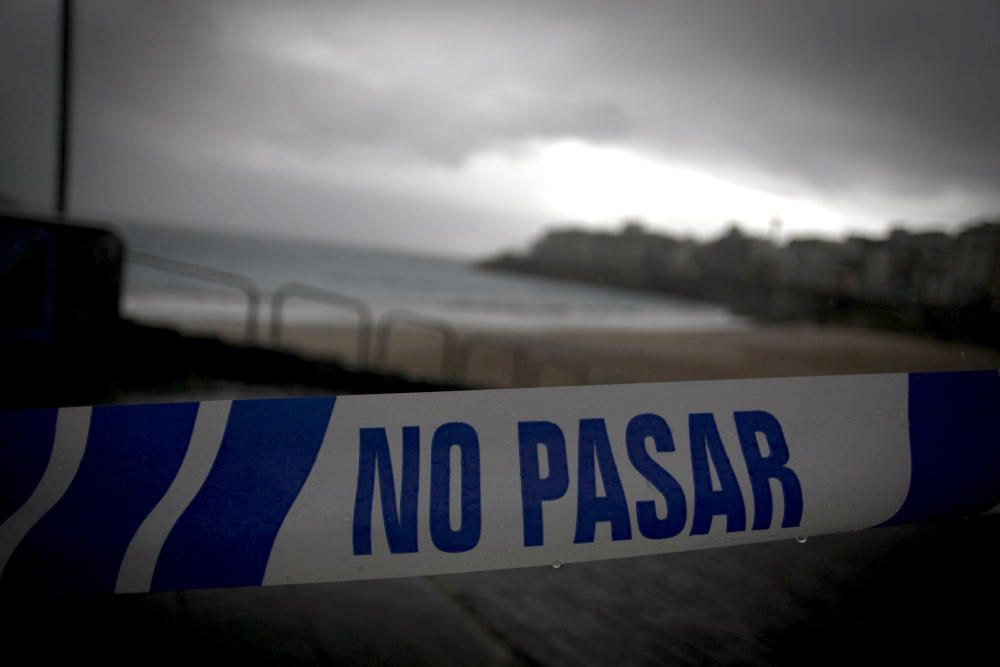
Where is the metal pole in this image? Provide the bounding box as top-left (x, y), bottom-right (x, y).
top-left (56, 0), bottom-right (73, 217)
top-left (128, 251), bottom-right (262, 343)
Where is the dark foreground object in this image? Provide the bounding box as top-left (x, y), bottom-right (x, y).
top-left (2, 213), bottom-right (460, 407)
top-left (1, 516), bottom-right (997, 665)
top-left (5, 319), bottom-right (460, 408)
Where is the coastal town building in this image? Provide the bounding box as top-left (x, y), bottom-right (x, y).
top-left (483, 218), bottom-right (1000, 344)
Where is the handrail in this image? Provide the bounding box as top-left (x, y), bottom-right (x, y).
top-left (126, 250), bottom-right (597, 385)
top-left (373, 309), bottom-right (459, 380)
top-left (128, 250), bottom-right (261, 343)
top-left (269, 282), bottom-right (372, 366)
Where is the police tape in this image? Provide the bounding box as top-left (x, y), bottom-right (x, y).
top-left (1, 369), bottom-right (998, 593)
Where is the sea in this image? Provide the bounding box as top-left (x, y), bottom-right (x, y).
top-left (118, 222), bottom-right (743, 334)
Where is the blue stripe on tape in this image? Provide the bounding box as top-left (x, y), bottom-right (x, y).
top-left (884, 370), bottom-right (1000, 526)
top-left (2, 403), bottom-right (198, 591)
top-left (151, 397), bottom-right (335, 592)
top-left (0, 408), bottom-right (58, 526)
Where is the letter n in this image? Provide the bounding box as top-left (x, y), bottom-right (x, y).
top-left (353, 426), bottom-right (420, 554)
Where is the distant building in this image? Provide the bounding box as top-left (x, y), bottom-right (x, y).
top-left (484, 216), bottom-right (1000, 342)
top-left (779, 238), bottom-right (845, 292)
top-left (949, 222), bottom-right (1000, 306)
top-left (879, 229), bottom-right (951, 304)
top-left (698, 225), bottom-right (777, 283)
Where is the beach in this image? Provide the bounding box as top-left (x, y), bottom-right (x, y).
top-left (155, 316), bottom-right (1000, 391)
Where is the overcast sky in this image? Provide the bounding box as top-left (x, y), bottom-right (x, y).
top-left (2, 1), bottom-right (999, 255)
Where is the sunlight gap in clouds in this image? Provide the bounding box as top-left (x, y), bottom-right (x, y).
top-left (504, 139), bottom-right (844, 238)
top-left (226, 131), bottom-right (993, 252)
top-left (447, 139), bottom-right (852, 241)
top-left (229, 134), bottom-right (852, 243)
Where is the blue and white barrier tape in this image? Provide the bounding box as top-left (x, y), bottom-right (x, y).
top-left (1, 370), bottom-right (998, 593)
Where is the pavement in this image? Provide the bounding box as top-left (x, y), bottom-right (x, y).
top-left (3, 515), bottom-right (998, 665)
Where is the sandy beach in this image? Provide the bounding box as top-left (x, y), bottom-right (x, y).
top-left (159, 317), bottom-right (1000, 390)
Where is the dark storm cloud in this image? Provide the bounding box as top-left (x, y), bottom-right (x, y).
top-left (69, 1), bottom-right (633, 163)
top-left (633, 1), bottom-right (1000, 196)
top-left (522, 0), bottom-right (1000, 198)
top-left (2, 0), bottom-right (998, 245)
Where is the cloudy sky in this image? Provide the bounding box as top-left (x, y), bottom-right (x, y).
top-left (2, 1), bottom-right (999, 255)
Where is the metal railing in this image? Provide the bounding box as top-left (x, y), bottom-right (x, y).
top-left (269, 281), bottom-right (373, 365)
top-left (373, 309), bottom-right (460, 380)
top-left (128, 250), bottom-right (261, 343)
top-left (127, 251), bottom-right (600, 386)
